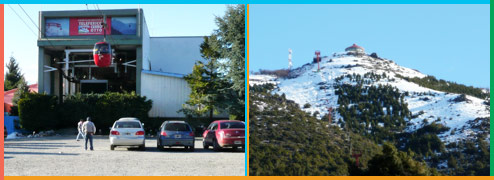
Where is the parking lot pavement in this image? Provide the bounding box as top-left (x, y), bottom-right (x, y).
top-left (4, 135), bottom-right (245, 176)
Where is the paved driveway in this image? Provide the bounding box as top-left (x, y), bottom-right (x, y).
top-left (4, 135), bottom-right (245, 176)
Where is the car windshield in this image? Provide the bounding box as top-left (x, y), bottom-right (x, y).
top-left (164, 123), bottom-right (190, 131)
top-left (114, 121), bottom-right (141, 128)
top-left (220, 122), bottom-right (245, 129)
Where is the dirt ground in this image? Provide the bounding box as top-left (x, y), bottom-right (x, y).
top-left (4, 135), bottom-right (245, 176)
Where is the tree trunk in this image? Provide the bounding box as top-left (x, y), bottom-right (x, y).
top-left (209, 108), bottom-right (213, 122)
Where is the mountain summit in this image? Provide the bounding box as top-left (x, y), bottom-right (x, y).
top-left (250, 45), bottom-right (490, 144)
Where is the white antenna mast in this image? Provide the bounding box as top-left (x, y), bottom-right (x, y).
top-left (288, 48), bottom-right (293, 70)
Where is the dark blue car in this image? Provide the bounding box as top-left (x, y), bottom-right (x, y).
top-left (157, 121), bottom-right (195, 151)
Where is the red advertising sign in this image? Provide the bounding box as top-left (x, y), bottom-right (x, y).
top-left (69, 17), bottom-right (111, 36)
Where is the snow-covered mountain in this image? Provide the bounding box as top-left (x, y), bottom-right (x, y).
top-left (250, 51), bottom-right (490, 143)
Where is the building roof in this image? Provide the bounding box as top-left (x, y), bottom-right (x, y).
top-left (4, 84), bottom-right (38, 113)
top-left (345, 43), bottom-right (365, 51)
top-left (4, 84), bottom-right (38, 106)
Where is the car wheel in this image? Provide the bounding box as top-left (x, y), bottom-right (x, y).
top-left (203, 140), bottom-right (209, 150)
top-left (213, 139), bottom-right (222, 152)
top-left (110, 145), bottom-right (115, 151)
top-left (157, 140), bottom-right (164, 151)
top-left (189, 146), bottom-right (195, 152)
top-left (139, 145), bottom-right (146, 151)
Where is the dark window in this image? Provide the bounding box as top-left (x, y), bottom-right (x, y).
top-left (114, 121), bottom-right (141, 128)
top-left (94, 43), bottom-right (110, 54)
top-left (165, 123), bottom-right (191, 131)
top-left (220, 122), bottom-right (245, 129)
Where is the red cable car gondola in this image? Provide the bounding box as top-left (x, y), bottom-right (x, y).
top-left (93, 41), bottom-right (112, 67)
top-left (93, 15), bottom-right (112, 68)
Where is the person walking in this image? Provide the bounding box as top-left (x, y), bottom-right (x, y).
top-left (82, 117), bottom-right (96, 151)
top-left (76, 119), bottom-right (85, 141)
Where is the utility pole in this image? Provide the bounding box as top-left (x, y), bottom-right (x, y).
top-left (288, 48), bottom-right (293, 70)
top-left (315, 50), bottom-right (320, 71)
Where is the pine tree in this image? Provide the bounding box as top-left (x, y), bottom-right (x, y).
top-left (209, 4), bottom-right (245, 120)
top-left (5, 56), bottom-right (24, 91)
top-left (12, 77), bottom-right (30, 106)
top-left (180, 36), bottom-right (226, 121)
top-left (366, 143), bottom-right (436, 175)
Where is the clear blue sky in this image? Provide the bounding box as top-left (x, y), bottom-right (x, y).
top-left (4, 4), bottom-right (228, 84)
top-left (249, 4), bottom-right (490, 88)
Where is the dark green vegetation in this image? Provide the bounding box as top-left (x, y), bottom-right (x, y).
top-left (18, 93), bottom-right (58, 132)
top-left (18, 92), bottom-right (152, 133)
top-left (4, 56), bottom-right (25, 91)
top-left (396, 74), bottom-right (489, 99)
top-left (249, 84), bottom-right (435, 176)
top-left (249, 72), bottom-right (489, 176)
top-left (335, 73), bottom-right (410, 143)
top-left (365, 143), bottom-right (438, 176)
top-left (181, 36), bottom-right (229, 121)
top-left (4, 55), bottom-right (31, 116)
top-left (182, 5), bottom-right (245, 121)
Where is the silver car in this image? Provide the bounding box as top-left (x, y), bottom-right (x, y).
top-left (109, 117), bottom-right (145, 151)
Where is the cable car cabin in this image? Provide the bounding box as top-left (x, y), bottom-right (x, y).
top-left (93, 42), bottom-right (112, 67)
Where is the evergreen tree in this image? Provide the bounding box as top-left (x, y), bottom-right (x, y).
top-left (366, 143), bottom-right (436, 175)
top-left (12, 77), bottom-right (29, 106)
top-left (180, 36), bottom-right (227, 121)
top-left (5, 56), bottom-right (24, 91)
top-left (210, 5), bottom-right (245, 120)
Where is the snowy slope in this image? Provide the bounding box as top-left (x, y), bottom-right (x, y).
top-left (250, 53), bottom-right (490, 143)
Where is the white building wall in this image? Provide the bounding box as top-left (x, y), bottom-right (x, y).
top-left (141, 72), bottom-right (191, 118)
top-left (142, 16), bottom-right (151, 71)
top-left (43, 54), bottom-right (51, 94)
top-left (149, 36), bottom-right (205, 75)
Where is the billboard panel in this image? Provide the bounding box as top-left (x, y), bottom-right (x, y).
top-left (45, 18), bottom-right (69, 37)
top-left (45, 16), bottom-right (136, 37)
top-left (111, 17), bottom-right (137, 35)
top-left (69, 17), bottom-right (112, 36)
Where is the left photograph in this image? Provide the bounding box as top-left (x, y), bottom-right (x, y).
top-left (4, 4), bottom-right (245, 176)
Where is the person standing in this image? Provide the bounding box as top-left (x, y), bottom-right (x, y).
top-left (82, 117), bottom-right (96, 151)
top-left (76, 119), bottom-right (85, 141)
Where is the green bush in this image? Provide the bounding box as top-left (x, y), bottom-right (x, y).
top-left (93, 92), bottom-right (153, 133)
top-left (18, 92), bottom-right (152, 133)
top-left (18, 93), bottom-right (58, 132)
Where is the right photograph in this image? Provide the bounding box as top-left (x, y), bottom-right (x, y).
top-left (248, 4), bottom-right (490, 176)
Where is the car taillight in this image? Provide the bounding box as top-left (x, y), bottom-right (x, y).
top-left (136, 131), bottom-right (145, 136)
top-left (160, 131), bottom-right (167, 137)
top-left (111, 130), bottom-right (120, 135)
top-left (189, 132), bottom-right (194, 137)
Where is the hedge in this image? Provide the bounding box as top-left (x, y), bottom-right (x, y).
top-left (18, 93), bottom-right (58, 132)
top-left (18, 92), bottom-right (153, 133)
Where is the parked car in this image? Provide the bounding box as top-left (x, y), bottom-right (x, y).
top-left (157, 121), bottom-right (195, 151)
top-left (109, 117), bottom-right (146, 151)
top-left (203, 120), bottom-right (245, 151)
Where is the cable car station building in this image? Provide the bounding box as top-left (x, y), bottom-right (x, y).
top-left (38, 9), bottom-right (214, 118)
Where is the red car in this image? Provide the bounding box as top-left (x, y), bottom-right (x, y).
top-left (202, 120), bottom-right (245, 151)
